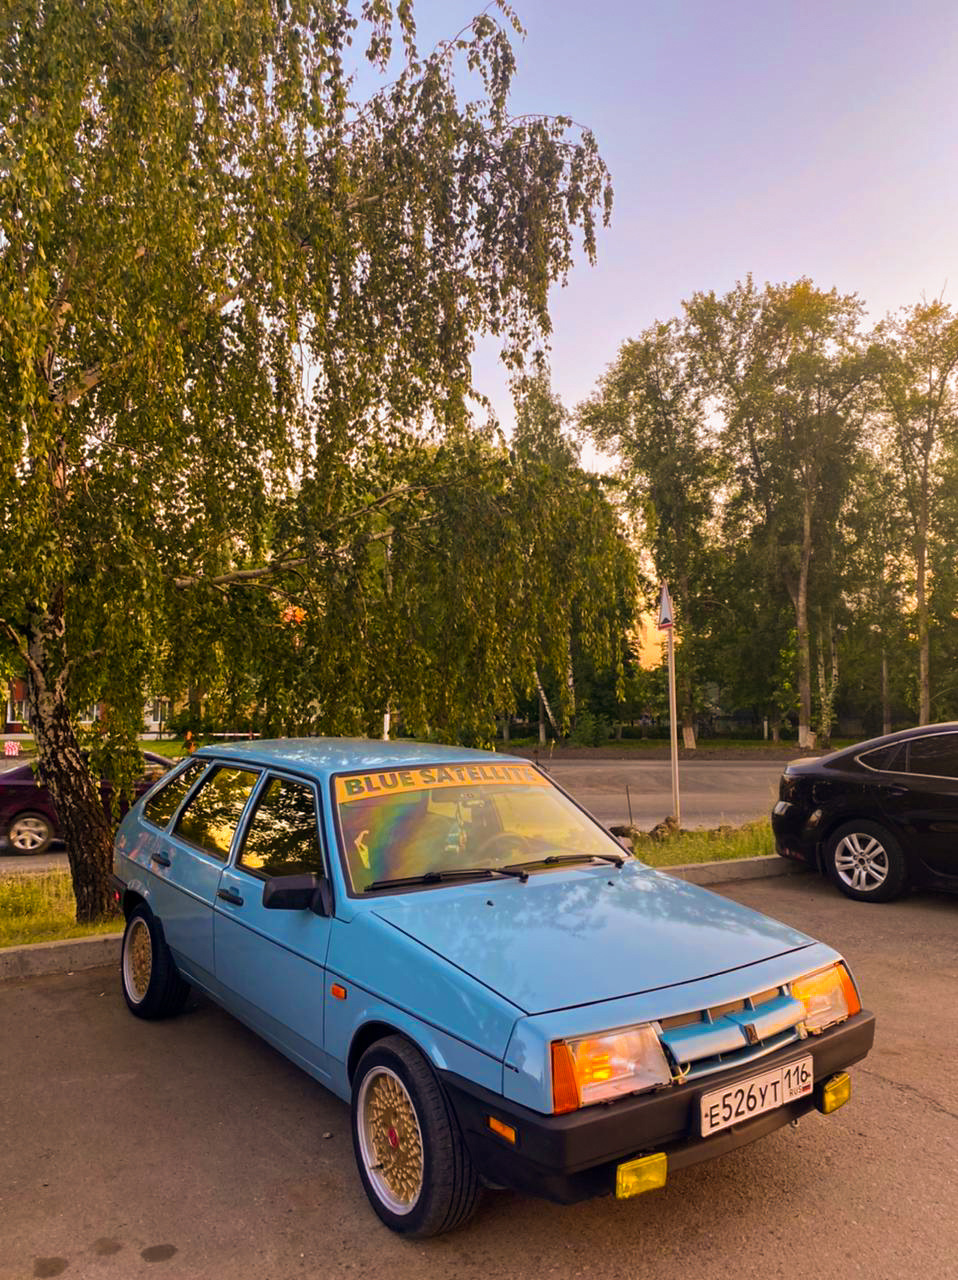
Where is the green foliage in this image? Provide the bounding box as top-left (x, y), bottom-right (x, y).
top-left (0, 1), bottom-right (619, 918)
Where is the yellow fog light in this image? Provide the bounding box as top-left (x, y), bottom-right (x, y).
top-left (820, 1072), bottom-right (851, 1115)
top-left (615, 1152), bottom-right (667, 1199)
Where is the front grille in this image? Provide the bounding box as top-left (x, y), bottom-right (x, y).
top-left (657, 987), bottom-right (807, 1082)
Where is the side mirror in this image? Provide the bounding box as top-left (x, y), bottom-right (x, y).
top-left (262, 873), bottom-right (331, 915)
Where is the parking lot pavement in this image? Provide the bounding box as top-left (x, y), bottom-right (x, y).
top-left (1, 875), bottom-right (956, 1280)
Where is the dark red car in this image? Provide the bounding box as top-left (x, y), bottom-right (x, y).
top-left (0, 752), bottom-right (172, 854)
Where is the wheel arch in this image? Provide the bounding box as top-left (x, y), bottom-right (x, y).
top-left (348, 1020), bottom-right (422, 1084)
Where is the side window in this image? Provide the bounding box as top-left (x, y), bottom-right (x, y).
top-left (173, 766), bottom-right (260, 860)
top-left (143, 760), bottom-right (207, 829)
top-left (859, 744), bottom-right (902, 772)
top-left (906, 735), bottom-right (958, 780)
top-left (238, 776), bottom-right (324, 879)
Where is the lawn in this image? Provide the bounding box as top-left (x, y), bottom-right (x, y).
top-left (0, 872), bottom-right (121, 948)
top-left (631, 820), bottom-right (776, 867)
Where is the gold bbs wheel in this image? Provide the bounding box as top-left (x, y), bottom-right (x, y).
top-left (357, 1066), bottom-right (424, 1214)
top-left (123, 915), bottom-right (153, 1004)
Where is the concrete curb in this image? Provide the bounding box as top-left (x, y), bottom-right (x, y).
top-left (662, 854), bottom-right (811, 886)
top-left (1, 856), bottom-right (810, 982)
top-left (0, 932), bottom-right (122, 981)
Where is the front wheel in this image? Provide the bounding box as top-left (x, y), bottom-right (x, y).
top-left (824, 820), bottom-right (908, 902)
top-left (7, 811), bottom-right (54, 854)
top-left (351, 1035), bottom-right (481, 1237)
top-left (121, 904), bottom-right (190, 1018)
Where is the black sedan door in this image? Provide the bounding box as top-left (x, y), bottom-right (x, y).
top-left (878, 732), bottom-right (958, 884)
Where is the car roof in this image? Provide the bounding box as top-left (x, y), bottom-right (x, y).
top-left (193, 737), bottom-right (528, 780)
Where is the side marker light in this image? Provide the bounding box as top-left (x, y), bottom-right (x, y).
top-left (330, 983), bottom-right (347, 1001)
top-left (487, 1116), bottom-right (517, 1144)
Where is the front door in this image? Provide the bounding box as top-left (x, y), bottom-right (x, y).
top-left (213, 772), bottom-right (333, 1082)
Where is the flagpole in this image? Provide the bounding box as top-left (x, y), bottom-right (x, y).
top-left (658, 580), bottom-right (681, 828)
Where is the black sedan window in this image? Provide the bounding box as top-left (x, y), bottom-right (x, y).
top-left (906, 735), bottom-right (958, 780)
top-left (173, 766), bottom-right (259, 859)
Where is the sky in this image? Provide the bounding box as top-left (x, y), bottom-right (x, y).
top-left (403, 0), bottom-right (958, 457)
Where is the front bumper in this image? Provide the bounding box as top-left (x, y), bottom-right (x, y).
top-left (441, 1010), bottom-right (875, 1203)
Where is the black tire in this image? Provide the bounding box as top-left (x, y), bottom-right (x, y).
top-left (351, 1035), bottom-right (481, 1237)
top-left (120, 904), bottom-right (190, 1018)
top-left (7, 811), bottom-right (54, 854)
top-left (824, 819), bottom-right (909, 903)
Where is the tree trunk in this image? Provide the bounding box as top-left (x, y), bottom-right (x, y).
top-left (25, 612), bottom-right (117, 923)
top-left (792, 492), bottom-right (815, 750)
top-left (501, 716), bottom-right (510, 744)
top-left (676, 577), bottom-right (696, 749)
top-left (881, 646), bottom-right (891, 736)
top-left (538, 695), bottom-right (546, 746)
top-left (916, 529), bottom-right (930, 724)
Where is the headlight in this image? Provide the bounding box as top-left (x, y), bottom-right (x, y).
top-left (551, 1024), bottom-right (672, 1113)
top-left (792, 963), bottom-right (861, 1034)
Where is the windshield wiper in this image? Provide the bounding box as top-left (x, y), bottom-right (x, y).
top-left (534, 851), bottom-right (626, 868)
top-left (364, 865), bottom-right (529, 891)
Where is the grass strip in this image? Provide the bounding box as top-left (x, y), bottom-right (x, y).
top-left (633, 820), bottom-right (774, 868)
top-left (0, 872), bottom-right (120, 949)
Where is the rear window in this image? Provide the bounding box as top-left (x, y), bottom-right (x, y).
top-left (142, 760), bottom-right (207, 828)
top-left (906, 734), bottom-right (958, 780)
top-left (173, 766), bottom-right (260, 859)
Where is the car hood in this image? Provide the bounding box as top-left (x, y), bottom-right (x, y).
top-left (369, 862), bottom-right (816, 1014)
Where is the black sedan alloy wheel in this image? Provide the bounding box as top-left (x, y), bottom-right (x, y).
top-left (824, 820), bottom-right (909, 903)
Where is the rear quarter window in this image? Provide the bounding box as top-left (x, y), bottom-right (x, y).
top-left (858, 744), bottom-right (905, 772)
top-left (142, 760), bottom-right (208, 828)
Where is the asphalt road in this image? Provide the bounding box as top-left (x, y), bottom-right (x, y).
top-left (0, 759), bottom-right (785, 877)
top-left (2, 874), bottom-right (956, 1280)
top-left (546, 758), bottom-right (784, 828)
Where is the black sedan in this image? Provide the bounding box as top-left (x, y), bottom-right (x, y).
top-left (772, 722), bottom-right (958, 902)
top-left (0, 752), bottom-right (172, 855)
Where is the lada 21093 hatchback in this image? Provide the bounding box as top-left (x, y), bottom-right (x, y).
top-left (112, 740), bottom-right (875, 1237)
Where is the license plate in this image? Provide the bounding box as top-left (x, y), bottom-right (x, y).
top-left (700, 1056), bottom-right (813, 1136)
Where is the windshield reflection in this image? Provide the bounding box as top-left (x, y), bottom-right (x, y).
top-left (335, 765), bottom-right (627, 893)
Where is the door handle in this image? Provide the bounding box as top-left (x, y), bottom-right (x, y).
top-left (882, 786), bottom-right (908, 797)
top-left (217, 888), bottom-right (244, 906)
top-left (150, 852), bottom-right (172, 867)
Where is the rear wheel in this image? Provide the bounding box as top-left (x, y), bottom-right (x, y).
top-left (121, 904), bottom-right (190, 1018)
top-left (7, 812), bottom-right (54, 854)
top-left (824, 820), bottom-right (908, 902)
top-left (351, 1035), bottom-right (481, 1237)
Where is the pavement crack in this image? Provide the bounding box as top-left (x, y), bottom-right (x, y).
top-left (858, 1065), bottom-right (958, 1123)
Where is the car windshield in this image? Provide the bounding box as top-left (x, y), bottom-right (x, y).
top-left (334, 761), bottom-right (627, 893)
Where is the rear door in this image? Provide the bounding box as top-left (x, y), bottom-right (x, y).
top-left (157, 763), bottom-right (261, 986)
top-left (878, 733), bottom-right (958, 882)
top-left (213, 772), bottom-right (333, 1081)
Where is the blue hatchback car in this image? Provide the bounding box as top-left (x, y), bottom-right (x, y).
top-left (112, 740), bottom-right (874, 1236)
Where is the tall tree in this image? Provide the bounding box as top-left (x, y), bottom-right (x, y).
top-left (578, 320), bottom-right (718, 747)
top-left (0, 1), bottom-right (613, 919)
top-left (685, 278), bottom-right (871, 749)
top-left (872, 301), bottom-right (958, 724)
